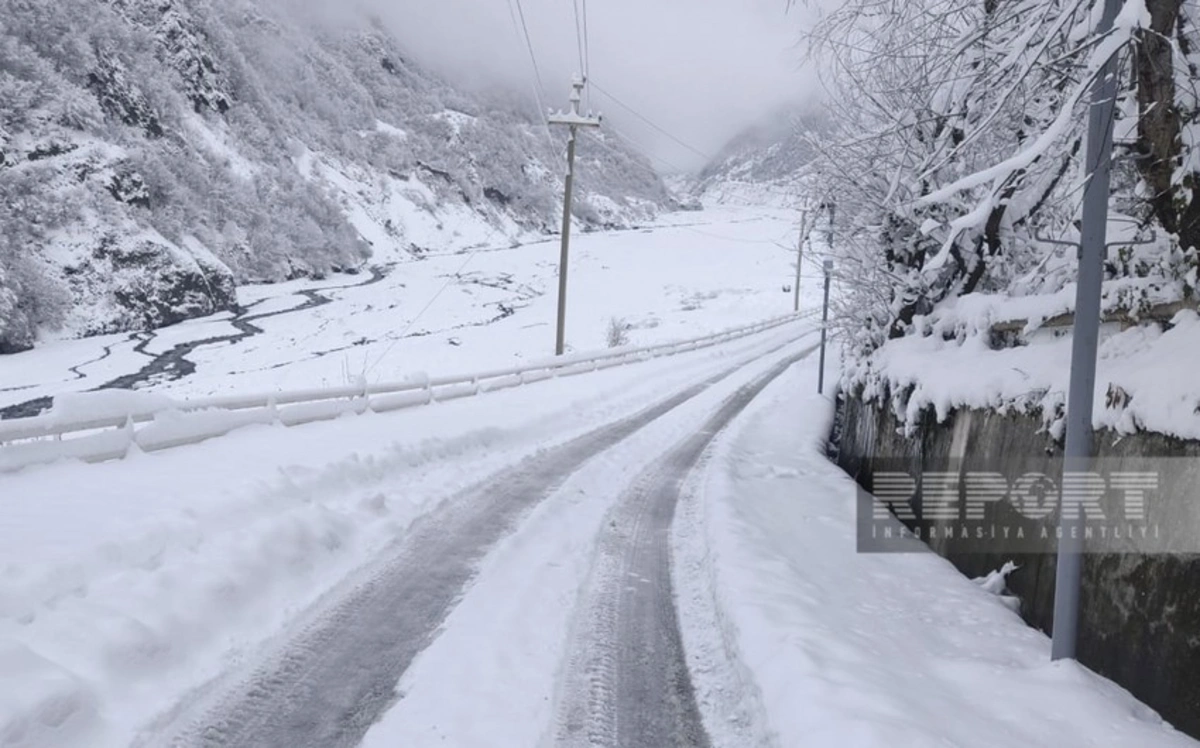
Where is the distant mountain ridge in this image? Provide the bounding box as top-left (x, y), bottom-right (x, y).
top-left (0, 0), bottom-right (672, 353)
top-left (691, 107), bottom-right (823, 207)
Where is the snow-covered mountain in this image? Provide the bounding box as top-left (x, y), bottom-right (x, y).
top-left (690, 108), bottom-right (823, 207)
top-left (0, 0), bottom-right (673, 353)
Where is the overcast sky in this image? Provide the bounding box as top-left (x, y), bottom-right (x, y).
top-left (360, 0), bottom-right (818, 172)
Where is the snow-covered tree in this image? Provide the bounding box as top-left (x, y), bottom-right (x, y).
top-left (802, 0), bottom-right (1198, 356)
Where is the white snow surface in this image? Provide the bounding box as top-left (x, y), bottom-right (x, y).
top-left (852, 308), bottom-right (1200, 441)
top-left (0, 207), bottom-right (818, 748)
top-left (849, 214), bottom-right (1199, 441)
top-left (0, 206), bottom-right (820, 409)
top-left (1, 207), bottom-right (1190, 748)
top-left (357, 334), bottom-right (821, 748)
top-left (0, 324), bottom-right (809, 748)
top-left (352, 350), bottom-right (1197, 748)
top-left (674, 356), bottom-right (1196, 747)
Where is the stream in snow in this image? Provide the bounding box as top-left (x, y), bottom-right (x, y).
top-left (0, 267), bottom-right (392, 419)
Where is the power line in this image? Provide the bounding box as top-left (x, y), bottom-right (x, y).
top-left (680, 225), bottom-right (793, 245)
top-left (588, 80), bottom-right (713, 163)
top-left (582, 0), bottom-right (591, 76)
top-left (582, 128), bottom-right (661, 174)
top-left (602, 125), bottom-right (693, 175)
top-left (363, 248), bottom-right (482, 377)
top-left (554, 121), bottom-right (683, 193)
top-left (581, 0), bottom-right (592, 109)
top-left (571, 0), bottom-right (587, 80)
top-left (363, 203), bottom-right (525, 377)
top-left (509, 0), bottom-right (547, 103)
top-left (505, 0), bottom-right (558, 153)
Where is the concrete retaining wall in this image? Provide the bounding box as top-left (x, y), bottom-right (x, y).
top-left (834, 395), bottom-right (1200, 738)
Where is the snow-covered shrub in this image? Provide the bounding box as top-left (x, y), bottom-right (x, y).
top-left (606, 317), bottom-right (631, 348)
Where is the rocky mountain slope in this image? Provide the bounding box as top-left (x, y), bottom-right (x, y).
top-left (690, 108), bottom-right (821, 207)
top-left (0, 0), bottom-right (672, 353)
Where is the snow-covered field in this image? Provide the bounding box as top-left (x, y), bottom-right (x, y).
top-left (1, 206), bottom-right (1193, 748)
top-left (0, 206), bottom-right (820, 411)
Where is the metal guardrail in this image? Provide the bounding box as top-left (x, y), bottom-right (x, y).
top-left (0, 313), bottom-right (812, 471)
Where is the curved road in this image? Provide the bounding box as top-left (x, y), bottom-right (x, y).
top-left (147, 336), bottom-right (814, 748)
top-left (555, 348), bottom-right (811, 748)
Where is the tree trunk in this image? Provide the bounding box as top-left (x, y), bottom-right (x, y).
top-left (1134, 0), bottom-right (1198, 248)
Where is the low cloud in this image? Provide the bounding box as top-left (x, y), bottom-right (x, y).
top-left (356, 0), bottom-right (819, 171)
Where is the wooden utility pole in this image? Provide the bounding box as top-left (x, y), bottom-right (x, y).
top-left (548, 77), bottom-right (601, 355)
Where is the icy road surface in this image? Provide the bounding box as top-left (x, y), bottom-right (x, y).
top-left (154, 335), bottom-right (816, 748)
top-left (553, 350), bottom-right (811, 748)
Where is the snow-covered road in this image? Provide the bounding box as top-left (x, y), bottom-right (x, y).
top-left (553, 349), bottom-right (811, 748)
top-left (0, 298), bottom-right (818, 748)
top-left (147, 329), bottom-right (817, 748)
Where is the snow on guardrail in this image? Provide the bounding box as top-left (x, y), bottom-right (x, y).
top-left (0, 312), bottom-right (812, 472)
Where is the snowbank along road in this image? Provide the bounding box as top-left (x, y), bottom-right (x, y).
top-left (144, 329), bottom-right (816, 748)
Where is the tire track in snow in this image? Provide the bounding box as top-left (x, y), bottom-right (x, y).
top-left (556, 346), bottom-right (815, 748)
top-left (151, 333), bottom-right (807, 748)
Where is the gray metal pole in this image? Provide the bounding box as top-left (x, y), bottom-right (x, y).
top-left (555, 126), bottom-right (578, 356)
top-left (1051, 0), bottom-right (1123, 662)
top-left (818, 260), bottom-right (832, 394)
top-left (794, 210), bottom-right (808, 313)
